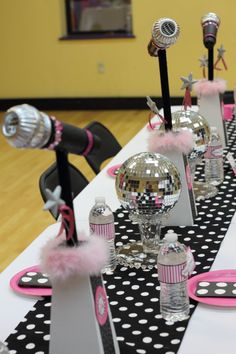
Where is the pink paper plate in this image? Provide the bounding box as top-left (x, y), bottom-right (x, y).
top-left (10, 265), bottom-right (52, 297)
top-left (188, 269), bottom-right (236, 307)
top-left (107, 164), bottom-right (122, 177)
top-left (223, 104), bottom-right (235, 121)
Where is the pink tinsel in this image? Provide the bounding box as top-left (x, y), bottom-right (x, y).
top-left (40, 232), bottom-right (108, 281)
top-left (148, 130), bottom-right (194, 155)
top-left (193, 78), bottom-right (227, 96)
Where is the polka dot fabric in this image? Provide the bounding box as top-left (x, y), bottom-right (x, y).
top-left (195, 281), bottom-right (236, 297)
top-left (6, 298), bottom-right (51, 353)
top-left (5, 118), bottom-right (236, 354)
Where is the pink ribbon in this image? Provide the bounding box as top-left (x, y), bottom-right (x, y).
top-left (182, 88), bottom-right (192, 110)
top-left (148, 112), bottom-right (166, 130)
top-left (57, 205), bottom-right (75, 241)
top-left (202, 66), bottom-right (206, 79)
top-left (214, 57), bottom-right (228, 71)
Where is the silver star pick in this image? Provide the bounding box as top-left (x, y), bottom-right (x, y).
top-left (217, 45), bottom-right (226, 58)
top-left (199, 55), bottom-right (208, 67)
top-left (146, 96), bottom-right (159, 114)
top-left (180, 73), bottom-right (198, 91)
top-left (43, 185), bottom-right (65, 216)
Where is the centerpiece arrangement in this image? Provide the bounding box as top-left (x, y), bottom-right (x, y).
top-left (1, 104), bottom-right (120, 354)
top-left (114, 18), bottom-right (197, 269)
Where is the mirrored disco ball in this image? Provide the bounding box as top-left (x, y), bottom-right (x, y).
top-left (115, 152), bottom-right (181, 217)
top-left (161, 110), bottom-right (210, 162)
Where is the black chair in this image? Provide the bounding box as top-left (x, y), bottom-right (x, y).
top-left (84, 121), bottom-right (122, 174)
top-left (39, 162), bottom-right (89, 219)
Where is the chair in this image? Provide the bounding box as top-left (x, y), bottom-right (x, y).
top-left (39, 162), bottom-right (89, 219)
top-left (84, 121), bottom-right (122, 174)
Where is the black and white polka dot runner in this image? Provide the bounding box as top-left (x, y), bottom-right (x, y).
top-left (5, 118), bottom-right (236, 354)
top-left (6, 298), bottom-right (51, 353)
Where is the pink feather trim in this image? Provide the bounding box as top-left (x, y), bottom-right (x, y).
top-left (148, 130), bottom-right (194, 155)
top-left (40, 232), bottom-right (108, 281)
top-left (193, 78), bottom-right (227, 96)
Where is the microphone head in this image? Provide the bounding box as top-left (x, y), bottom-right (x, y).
top-left (201, 12), bottom-right (220, 49)
top-left (148, 18), bottom-right (180, 56)
top-left (2, 104), bottom-right (52, 149)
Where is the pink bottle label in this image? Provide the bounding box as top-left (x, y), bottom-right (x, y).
top-left (157, 262), bottom-right (188, 283)
top-left (90, 222), bottom-right (115, 240)
top-left (204, 145), bottom-right (223, 159)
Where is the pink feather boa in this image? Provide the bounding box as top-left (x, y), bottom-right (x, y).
top-left (148, 130), bottom-right (194, 155)
top-left (40, 232), bottom-right (108, 281)
top-left (193, 78), bottom-right (227, 96)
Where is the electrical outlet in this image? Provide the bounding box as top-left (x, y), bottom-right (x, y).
top-left (97, 62), bottom-right (105, 73)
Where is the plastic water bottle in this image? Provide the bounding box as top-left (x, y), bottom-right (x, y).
top-left (157, 232), bottom-right (190, 322)
top-left (204, 126), bottom-right (224, 186)
top-left (0, 342), bottom-right (9, 353)
top-left (89, 197), bottom-right (117, 273)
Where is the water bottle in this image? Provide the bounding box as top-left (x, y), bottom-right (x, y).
top-left (0, 342), bottom-right (9, 354)
top-left (89, 197), bottom-right (117, 273)
top-left (157, 232), bottom-right (190, 322)
top-left (204, 126), bottom-right (224, 186)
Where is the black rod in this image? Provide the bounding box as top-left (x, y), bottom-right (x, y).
top-left (158, 50), bottom-right (172, 130)
top-left (208, 47), bottom-right (214, 81)
top-left (55, 149), bottom-right (78, 246)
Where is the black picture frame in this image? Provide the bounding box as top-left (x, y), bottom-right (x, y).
top-left (64, 0), bottom-right (134, 39)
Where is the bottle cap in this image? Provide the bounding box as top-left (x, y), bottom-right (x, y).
top-left (95, 196), bottom-right (105, 204)
top-left (164, 232), bottom-right (178, 243)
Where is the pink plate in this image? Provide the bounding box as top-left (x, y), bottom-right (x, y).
top-left (188, 269), bottom-right (236, 307)
top-left (10, 265), bottom-right (52, 297)
top-left (107, 164), bottom-right (122, 177)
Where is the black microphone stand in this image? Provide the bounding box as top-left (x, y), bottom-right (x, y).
top-left (208, 47), bottom-right (214, 81)
top-left (158, 50), bottom-right (172, 131)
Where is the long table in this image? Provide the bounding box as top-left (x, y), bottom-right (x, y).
top-left (1, 108), bottom-right (236, 354)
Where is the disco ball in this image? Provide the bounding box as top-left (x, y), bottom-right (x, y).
top-left (161, 110), bottom-right (210, 162)
top-left (115, 152), bottom-right (181, 219)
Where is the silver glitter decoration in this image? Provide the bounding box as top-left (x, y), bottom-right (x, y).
top-left (115, 152), bottom-right (181, 219)
top-left (162, 110), bottom-right (211, 162)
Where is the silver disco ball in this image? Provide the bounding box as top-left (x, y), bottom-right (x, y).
top-left (115, 152), bottom-right (181, 218)
top-left (161, 110), bottom-right (210, 162)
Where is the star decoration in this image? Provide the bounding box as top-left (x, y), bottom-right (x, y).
top-left (146, 96), bottom-right (159, 114)
top-left (199, 55), bottom-right (208, 67)
top-left (217, 45), bottom-right (226, 58)
top-left (43, 185), bottom-right (65, 216)
top-left (180, 73), bottom-right (198, 91)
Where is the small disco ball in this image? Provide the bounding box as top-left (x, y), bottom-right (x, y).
top-left (115, 152), bottom-right (181, 217)
top-left (161, 110), bottom-right (210, 162)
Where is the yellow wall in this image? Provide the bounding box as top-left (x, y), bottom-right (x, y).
top-left (0, 0), bottom-right (235, 99)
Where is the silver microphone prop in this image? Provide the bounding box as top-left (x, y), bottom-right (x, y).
top-left (2, 104), bottom-right (100, 155)
top-left (201, 12), bottom-right (220, 49)
top-left (2, 104), bottom-right (101, 246)
top-left (147, 18), bottom-right (180, 57)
